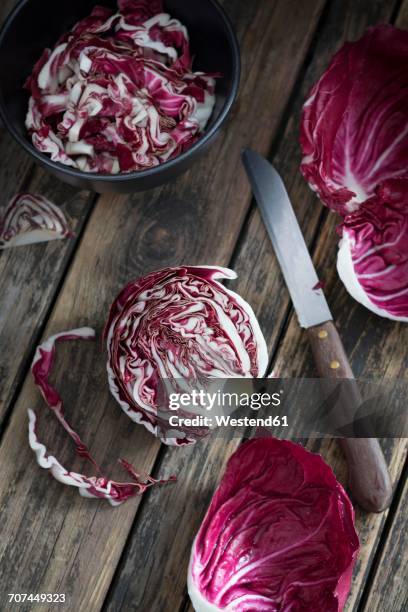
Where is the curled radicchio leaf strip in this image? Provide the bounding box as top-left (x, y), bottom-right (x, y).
top-left (25, 0), bottom-right (217, 174)
top-left (104, 266), bottom-right (269, 446)
top-left (0, 194), bottom-right (73, 250)
top-left (29, 327), bottom-right (176, 506)
top-left (188, 437), bottom-right (359, 612)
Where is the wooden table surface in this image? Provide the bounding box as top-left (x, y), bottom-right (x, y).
top-left (0, 0), bottom-right (407, 610)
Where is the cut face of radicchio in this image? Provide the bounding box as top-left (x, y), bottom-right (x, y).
top-left (300, 25), bottom-right (408, 216)
top-left (105, 266), bottom-right (268, 445)
top-left (188, 438), bottom-right (359, 612)
top-left (25, 0), bottom-right (216, 174)
top-left (0, 194), bottom-right (72, 249)
top-left (337, 179), bottom-right (408, 321)
top-left (29, 328), bottom-right (175, 506)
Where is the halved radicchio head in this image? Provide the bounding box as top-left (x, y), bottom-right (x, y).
top-left (105, 266), bottom-right (268, 444)
top-left (28, 266), bottom-right (267, 503)
top-left (0, 193), bottom-right (72, 249)
top-left (188, 437), bottom-right (359, 612)
top-left (300, 25), bottom-right (408, 216)
top-left (337, 178), bottom-right (408, 321)
top-left (300, 25), bottom-right (408, 321)
top-left (25, 0), bottom-right (216, 174)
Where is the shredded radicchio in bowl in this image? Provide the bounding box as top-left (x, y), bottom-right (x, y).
top-left (25, 0), bottom-right (217, 174)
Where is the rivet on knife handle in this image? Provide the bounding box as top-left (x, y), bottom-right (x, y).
top-left (308, 320), bottom-right (393, 512)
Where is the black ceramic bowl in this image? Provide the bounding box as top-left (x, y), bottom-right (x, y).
top-left (0, 0), bottom-right (240, 193)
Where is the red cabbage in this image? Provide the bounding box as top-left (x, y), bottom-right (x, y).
top-left (300, 26), bottom-right (408, 216)
top-left (337, 178), bottom-right (408, 321)
top-left (188, 438), bottom-right (359, 611)
top-left (29, 328), bottom-right (175, 506)
top-left (25, 1), bottom-right (216, 173)
top-left (0, 193), bottom-right (72, 249)
top-left (105, 266), bottom-right (268, 445)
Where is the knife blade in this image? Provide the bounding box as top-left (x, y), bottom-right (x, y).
top-left (242, 148), bottom-right (332, 328)
top-left (242, 148), bottom-right (392, 513)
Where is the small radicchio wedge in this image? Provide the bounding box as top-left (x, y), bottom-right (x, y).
top-left (337, 179), bottom-right (408, 321)
top-left (25, 0), bottom-right (216, 174)
top-left (105, 266), bottom-right (268, 445)
top-left (0, 194), bottom-right (72, 249)
top-left (188, 438), bottom-right (359, 612)
top-left (300, 26), bottom-right (408, 216)
top-left (29, 328), bottom-right (175, 506)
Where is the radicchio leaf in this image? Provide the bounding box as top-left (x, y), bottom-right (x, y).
top-left (105, 266), bottom-right (268, 445)
top-left (337, 178), bottom-right (408, 321)
top-left (0, 194), bottom-right (72, 249)
top-left (25, 0), bottom-right (216, 174)
top-left (29, 328), bottom-right (175, 506)
top-left (300, 25), bottom-right (408, 216)
top-left (188, 438), bottom-right (359, 612)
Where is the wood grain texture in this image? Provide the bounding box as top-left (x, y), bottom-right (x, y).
top-left (0, 1), bottom-right (327, 610)
top-left (0, 165), bottom-right (95, 425)
top-left (307, 321), bottom-right (393, 513)
top-left (0, 0), bottom-right (96, 426)
top-left (105, 1), bottom-right (403, 612)
top-left (361, 473), bottom-right (408, 611)
top-left (0, 0), bottom-right (17, 23)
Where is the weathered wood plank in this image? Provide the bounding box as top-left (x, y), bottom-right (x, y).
top-left (0, 0), bottom-right (17, 23)
top-left (0, 1), bottom-right (326, 610)
top-left (271, 2), bottom-right (408, 609)
top-left (0, 3), bottom-right (96, 427)
top-left (361, 472), bottom-right (408, 612)
top-left (105, 1), bottom-right (401, 611)
top-left (0, 164), bottom-right (96, 426)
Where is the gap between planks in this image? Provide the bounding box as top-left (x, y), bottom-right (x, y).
top-left (106, 3), bottom-right (406, 609)
top-left (2, 2), bottom-right (328, 609)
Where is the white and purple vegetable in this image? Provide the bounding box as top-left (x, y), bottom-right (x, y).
top-left (25, 0), bottom-right (216, 174)
top-left (29, 328), bottom-right (175, 506)
top-left (300, 25), bottom-right (408, 216)
top-left (105, 266), bottom-right (268, 445)
top-left (337, 179), bottom-right (408, 321)
top-left (0, 193), bottom-right (72, 249)
top-left (28, 267), bottom-right (267, 502)
top-left (188, 437), bottom-right (359, 612)
top-left (300, 25), bottom-right (408, 321)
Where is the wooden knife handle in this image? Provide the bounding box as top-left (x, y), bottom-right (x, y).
top-left (308, 321), bottom-right (393, 513)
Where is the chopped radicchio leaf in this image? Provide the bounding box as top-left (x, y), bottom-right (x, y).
top-left (337, 179), bottom-right (408, 321)
top-left (29, 327), bottom-right (175, 506)
top-left (105, 266), bottom-right (268, 445)
top-left (0, 193), bottom-right (72, 249)
top-left (25, 0), bottom-right (216, 174)
top-left (300, 25), bottom-right (408, 216)
top-left (312, 280), bottom-right (325, 291)
top-left (188, 438), bottom-right (359, 612)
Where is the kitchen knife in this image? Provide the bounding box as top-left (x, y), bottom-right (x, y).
top-left (242, 148), bottom-right (392, 513)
